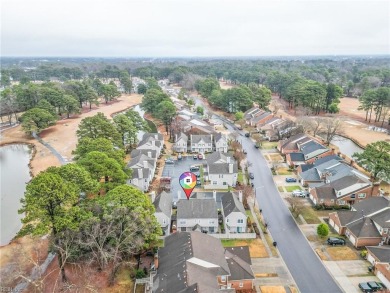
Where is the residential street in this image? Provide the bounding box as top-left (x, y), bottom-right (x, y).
top-left (241, 133), bottom-right (343, 293)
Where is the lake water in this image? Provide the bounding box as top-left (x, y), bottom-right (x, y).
top-left (330, 135), bottom-right (364, 158)
top-left (0, 144), bottom-right (32, 246)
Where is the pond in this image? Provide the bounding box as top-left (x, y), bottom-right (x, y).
top-left (330, 135), bottom-right (364, 158)
top-left (0, 144), bottom-right (32, 246)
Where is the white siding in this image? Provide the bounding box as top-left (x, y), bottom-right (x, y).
top-left (225, 212), bottom-right (247, 233)
top-left (377, 270), bottom-right (390, 289)
top-left (177, 217), bottom-right (218, 233)
top-left (208, 173), bottom-right (237, 187)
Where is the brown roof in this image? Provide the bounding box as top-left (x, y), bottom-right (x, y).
top-left (279, 134), bottom-right (311, 151)
top-left (314, 186), bottom-right (337, 200)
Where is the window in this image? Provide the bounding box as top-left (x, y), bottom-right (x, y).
top-left (179, 220), bottom-right (186, 225)
top-left (221, 276), bottom-right (226, 282)
top-left (358, 193), bottom-right (366, 198)
top-left (219, 174), bottom-right (224, 178)
top-left (330, 199), bottom-right (334, 203)
top-left (239, 282), bottom-right (243, 288)
top-left (237, 219), bottom-right (244, 224)
top-left (209, 220), bottom-right (215, 224)
top-left (338, 200), bottom-right (345, 205)
top-left (223, 182), bottom-right (227, 185)
top-left (383, 228), bottom-right (388, 234)
top-left (226, 219), bottom-right (229, 223)
top-left (163, 219), bottom-right (166, 224)
top-left (213, 181), bottom-right (217, 185)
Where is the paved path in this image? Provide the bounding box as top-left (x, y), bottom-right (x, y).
top-left (32, 132), bottom-right (68, 165)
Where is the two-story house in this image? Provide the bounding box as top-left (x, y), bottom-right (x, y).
top-left (328, 197), bottom-right (390, 247)
top-left (128, 168), bottom-right (152, 192)
top-left (204, 152), bottom-right (238, 189)
top-left (222, 191), bottom-right (247, 233)
top-left (152, 231), bottom-right (254, 292)
top-left (153, 191), bottom-right (172, 236)
top-left (174, 132), bottom-right (188, 153)
top-left (176, 199), bottom-right (218, 233)
top-left (137, 133), bottom-right (164, 157)
top-left (190, 134), bottom-right (213, 153)
top-left (285, 139), bottom-right (333, 167)
top-left (214, 133), bottom-right (228, 152)
top-left (244, 107), bottom-right (264, 125)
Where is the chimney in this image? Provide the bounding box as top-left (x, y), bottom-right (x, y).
top-left (238, 191), bottom-right (243, 203)
top-left (143, 161), bottom-right (148, 169)
top-left (213, 190), bottom-right (217, 201)
top-left (138, 168), bottom-right (143, 178)
top-left (147, 151), bottom-right (152, 158)
top-left (229, 163), bottom-right (233, 174)
top-left (150, 191), bottom-right (156, 203)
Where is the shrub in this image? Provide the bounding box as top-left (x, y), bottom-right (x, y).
top-left (135, 269), bottom-right (146, 279)
top-left (360, 250), bottom-right (368, 259)
top-left (317, 223), bottom-right (329, 237)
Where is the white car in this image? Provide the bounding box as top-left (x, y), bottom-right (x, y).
top-left (292, 190), bottom-right (305, 197)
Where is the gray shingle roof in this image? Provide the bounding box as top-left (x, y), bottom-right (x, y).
top-left (301, 167), bottom-right (321, 181)
top-left (314, 185), bottom-right (337, 200)
top-left (208, 163), bottom-right (238, 175)
top-left (347, 217), bottom-right (382, 238)
top-left (352, 197), bottom-right (390, 215)
top-left (137, 137), bottom-right (162, 148)
top-left (279, 133), bottom-right (310, 151)
top-left (153, 191), bottom-right (172, 218)
top-left (206, 152), bottom-right (235, 165)
top-left (366, 246), bottom-right (390, 263)
top-left (224, 247), bottom-right (254, 281)
top-left (127, 154), bottom-right (155, 169)
top-left (300, 141), bottom-right (327, 156)
top-left (191, 134), bottom-right (213, 144)
top-left (370, 208), bottom-right (390, 228)
top-left (214, 132), bottom-right (225, 142)
top-left (251, 112), bottom-right (272, 123)
top-left (131, 168), bottom-right (151, 179)
top-left (130, 149), bottom-right (157, 159)
top-left (176, 132), bottom-right (188, 142)
top-left (142, 133), bottom-right (163, 141)
top-left (222, 193), bottom-right (246, 217)
top-left (289, 152), bottom-right (305, 162)
top-left (177, 199), bottom-right (218, 219)
top-left (313, 155), bottom-right (343, 166)
top-left (330, 175), bottom-right (369, 193)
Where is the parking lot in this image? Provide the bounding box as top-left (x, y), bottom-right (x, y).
top-left (162, 155), bottom-right (204, 201)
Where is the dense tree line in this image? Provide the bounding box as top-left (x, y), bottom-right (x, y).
top-left (358, 87), bottom-right (390, 126)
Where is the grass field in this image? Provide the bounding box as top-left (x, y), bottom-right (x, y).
top-left (221, 239), bottom-right (268, 258)
top-left (238, 171), bottom-right (244, 184)
top-left (269, 154), bottom-right (283, 162)
top-left (261, 142), bottom-right (278, 149)
top-left (246, 209), bottom-right (254, 222)
top-left (300, 206), bottom-right (321, 224)
top-left (326, 246), bottom-right (359, 260)
top-left (284, 185), bottom-right (301, 192)
top-left (277, 167), bottom-right (293, 175)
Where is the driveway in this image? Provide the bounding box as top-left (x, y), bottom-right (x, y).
top-left (161, 155), bottom-right (204, 201)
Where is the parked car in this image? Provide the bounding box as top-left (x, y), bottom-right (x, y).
top-left (193, 154), bottom-right (198, 159)
top-left (178, 154), bottom-right (182, 160)
top-left (190, 165), bottom-right (200, 172)
top-left (249, 173), bottom-right (254, 179)
top-left (193, 172), bottom-right (200, 178)
top-left (285, 177), bottom-right (297, 183)
top-left (367, 281), bottom-right (382, 291)
top-left (198, 154), bottom-right (203, 160)
top-left (165, 158), bottom-right (174, 164)
top-left (292, 190), bottom-right (305, 197)
top-left (196, 179), bottom-right (201, 186)
top-left (254, 144), bottom-right (259, 149)
top-left (327, 237), bottom-right (346, 246)
top-left (245, 132), bottom-right (250, 137)
top-left (172, 202), bottom-right (177, 209)
top-left (359, 282), bottom-right (374, 292)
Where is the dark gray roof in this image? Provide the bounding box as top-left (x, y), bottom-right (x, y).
top-left (370, 208), bottom-right (390, 228)
top-left (131, 168), bottom-right (151, 179)
top-left (330, 175), bottom-right (369, 194)
top-left (154, 191), bottom-right (172, 218)
top-left (279, 133), bottom-right (310, 150)
top-left (251, 112), bottom-right (272, 123)
top-left (244, 107), bottom-right (262, 119)
top-left (177, 199), bottom-right (218, 219)
top-left (335, 210), bottom-right (358, 226)
top-left (222, 193), bottom-right (246, 217)
top-left (130, 149), bottom-right (157, 159)
top-left (300, 164), bottom-right (315, 173)
top-left (224, 247), bottom-right (254, 281)
top-left (352, 197), bottom-right (390, 215)
top-left (191, 192), bottom-right (229, 209)
top-left (346, 217), bottom-right (382, 238)
top-left (142, 133), bottom-right (163, 141)
top-left (289, 152), bottom-right (305, 162)
top-left (366, 246), bottom-right (390, 263)
top-left (214, 132), bottom-right (225, 142)
top-left (176, 132), bottom-right (188, 142)
top-left (191, 134), bottom-right (212, 144)
top-left (153, 231), bottom-right (230, 293)
top-left (300, 141), bottom-right (327, 156)
top-left (314, 186), bottom-right (337, 200)
top-left (138, 137), bottom-right (162, 148)
top-left (313, 155), bottom-right (343, 166)
top-left (300, 168), bottom-right (321, 181)
top-left (127, 154), bottom-right (155, 169)
top-left (208, 163), bottom-right (238, 175)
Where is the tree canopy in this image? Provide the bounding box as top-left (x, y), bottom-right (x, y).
top-left (19, 108), bottom-right (57, 135)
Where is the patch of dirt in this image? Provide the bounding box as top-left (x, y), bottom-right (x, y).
top-left (233, 239), bottom-right (269, 258)
top-left (259, 286), bottom-right (286, 293)
top-left (326, 246), bottom-right (359, 261)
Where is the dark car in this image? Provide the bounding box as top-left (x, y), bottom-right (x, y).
top-left (243, 150), bottom-right (247, 154)
top-left (327, 237), bottom-right (346, 246)
top-left (196, 179), bottom-right (201, 186)
top-left (285, 177), bottom-right (297, 183)
top-left (254, 144), bottom-right (259, 148)
top-left (190, 165), bottom-right (200, 172)
top-left (367, 281), bottom-right (382, 291)
top-left (359, 282), bottom-right (374, 292)
top-left (245, 132), bottom-right (250, 137)
top-left (249, 173), bottom-right (254, 179)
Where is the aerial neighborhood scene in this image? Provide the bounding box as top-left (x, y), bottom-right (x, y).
top-left (1, 1), bottom-right (390, 292)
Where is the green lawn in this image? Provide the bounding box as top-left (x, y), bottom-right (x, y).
top-left (277, 168), bottom-right (293, 175)
top-left (300, 206), bottom-right (321, 224)
top-left (284, 185), bottom-right (302, 192)
top-left (238, 171), bottom-right (244, 184)
top-left (246, 209), bottom-right (254, 222)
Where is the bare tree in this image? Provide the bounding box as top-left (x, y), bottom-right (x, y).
top-left (286, 197), bottom-right (305, 218)
top-left (320, 118), bottom-right (344, 145)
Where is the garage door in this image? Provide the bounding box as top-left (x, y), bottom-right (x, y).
top-left (377, 271), bottom-right (390, 289)
top-left (367, 254), bottom-right (375, 265)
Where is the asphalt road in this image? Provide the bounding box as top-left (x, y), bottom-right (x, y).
top-left (241, 134), bottom-right (343, 293)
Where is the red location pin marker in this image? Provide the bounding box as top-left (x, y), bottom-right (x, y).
top-left (179, 172), bottom-right (197, 200)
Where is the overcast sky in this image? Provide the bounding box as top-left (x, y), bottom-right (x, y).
top-left (1, 0), bottom-right (389, 57)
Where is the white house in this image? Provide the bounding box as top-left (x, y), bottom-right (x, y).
top-left (176, 199), bottom-right (218, 233)
top-left (205, 152), bottom-right (238, 188)
top-left (127, 154), bottom-right (156, 175)
top-left (222, 192), bottom-right (247, 233)
top-left (137, 133), bottom-right (164, 157)
top-left (128, 168), bottom-right (152, 192)
top-left (214, 133), bottom-right (228, 153)
top-left (174, 132), bottom-right (188, 153)
top-left (153, 191), bottom-right (172, 236)
top-left (190, 134), bottom-right (213, 153)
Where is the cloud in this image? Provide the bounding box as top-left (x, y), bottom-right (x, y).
top-left (1, 0), bottom-right (389, 56)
